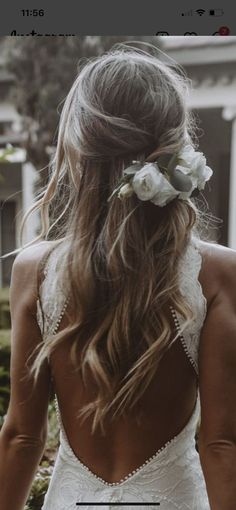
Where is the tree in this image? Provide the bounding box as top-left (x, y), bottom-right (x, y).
top-left (5, 36), bottom-right (160, 184)
top-left (6, 37), bottom-right (89, 180)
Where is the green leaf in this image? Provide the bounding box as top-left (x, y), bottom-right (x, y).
top-left (123, 162), bottom-right (143, 175)
top-left (0, 146), bottom-right (17, 162)
top-left (167, 153), bottom-right (179, 173)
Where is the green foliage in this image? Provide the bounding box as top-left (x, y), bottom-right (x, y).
top-left (0, 304), bottom-right (11, 330)
top-left (0, 287), bottom-right (10, 330)
top-left (0, 328), bottom-right (11, 423)
top-left (5, 37), bottom-right (99, 174)
top-left (46, 399), bottom-right (60, 452)
top-left (24, 464), bottom-right (53, 510)
top-left (0, 145), bottom-right (18, 162)
top-left (0, 329), bottom-right (10, 347)
top-left (24, 401), bottom-right (59, 509)
top-left (0, 288), bottom-right (11, 422)
top-left (5, 36), bottom-right (157, 183)
top-left (0, 287), bottom-right (10, 301)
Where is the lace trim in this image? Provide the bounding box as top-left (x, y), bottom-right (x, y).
top-left (54, 393), bottom-right (200, 488)
top-left (169, 305), bottom-right (198, 374)
top-left (52, 295), bottom-right (71, 335)
top-left (36, 236), bottom-right (208, 375)
top-left (36, 241), bottom-right (71, 338)
top-left (191, 237), bottom-right (208, 319)
top-left (174, 236), bottom-right (207, 376)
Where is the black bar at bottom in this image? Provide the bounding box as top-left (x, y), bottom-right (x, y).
top-left (76, 504), bottom-right (160, 506)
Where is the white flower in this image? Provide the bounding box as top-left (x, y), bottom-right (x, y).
top-left (110, 145), bottom-right (213, 207)
top-left (132, 163), bottom-right (179, 207)
top-left (132, 163), bottom-right (161, 200)
top-left (176, 145), bottom-right (213, 194)
top-left (117, 183), bottom-right (134, 199)
top-left (150, 181), bottom-right (180, 207)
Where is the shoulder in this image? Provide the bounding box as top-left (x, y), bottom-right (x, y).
top-left (11, 240), bottom-right (55, 280)
top-left (197, 239), bottom-right (236, 277)
top-left (196, 238), bottom-right (236, 306)
top-left (10, 240), bottom-right (57, 316)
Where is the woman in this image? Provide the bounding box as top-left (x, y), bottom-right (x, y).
top-left (1, 45), bottom-right (236, 510)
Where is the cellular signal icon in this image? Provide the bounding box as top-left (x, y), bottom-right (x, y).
top-left (196, 9), bottom-right (206, 15)
top-left (181, 9), bottom-right (193, 16)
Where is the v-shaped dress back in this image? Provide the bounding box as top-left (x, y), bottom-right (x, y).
top-left (36, 235), bottom-right (210, 510)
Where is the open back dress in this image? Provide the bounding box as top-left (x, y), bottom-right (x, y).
top-left (36, 235), bottom-right (210, 510)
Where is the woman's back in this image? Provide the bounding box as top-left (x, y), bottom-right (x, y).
top-left (36, 234), bottom-right (212, 509)
top-left (2, 46), bottom-right (236, 510)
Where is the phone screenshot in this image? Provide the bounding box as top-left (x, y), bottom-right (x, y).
top-left (0, 1), bottom-right (234, 36)
top-left (0, 2), bottom-right (236, 510)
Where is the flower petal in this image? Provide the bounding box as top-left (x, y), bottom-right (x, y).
top-left (132, 163), bottom-right (163, 200)
top-left (150, 179), bottom-right (180, 207)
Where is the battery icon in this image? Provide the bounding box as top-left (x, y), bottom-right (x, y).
top-left (209, 9), bottom-right (224, 16)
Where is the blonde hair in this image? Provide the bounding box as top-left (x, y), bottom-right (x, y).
top-left (4, 45), bottom-right (208, 434)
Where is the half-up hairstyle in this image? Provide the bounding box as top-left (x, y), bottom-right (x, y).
top-left (6, 44), bottom-right (205, 434)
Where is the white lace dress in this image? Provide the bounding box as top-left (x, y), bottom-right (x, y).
top-left (36, 236), bottom-right (210, 510)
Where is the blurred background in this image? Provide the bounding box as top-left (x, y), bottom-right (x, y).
top-left (0, 36), bottom-right (236, 287)
top-left (1, 36), bottom-right (236, 283)
top-left (0, 35), bottom-right (236, 508)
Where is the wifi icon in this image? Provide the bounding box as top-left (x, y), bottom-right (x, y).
top-left (196, 9), bottom-right (206, 15)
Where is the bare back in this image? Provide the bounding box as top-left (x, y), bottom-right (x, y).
top-left (36, 237), bottom-right (212, 484)
top-left (8, 234), bottom-right (236, 510)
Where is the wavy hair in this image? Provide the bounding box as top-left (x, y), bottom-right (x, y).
top-left (3, 44), bottom-right (211, 435)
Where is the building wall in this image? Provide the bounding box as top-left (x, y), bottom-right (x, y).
top-left (195, 107), bottom-right (231, 245)
top-left (162, 37), bottom-right (236, 248)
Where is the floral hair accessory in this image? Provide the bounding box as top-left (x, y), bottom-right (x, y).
top-left (107, 145), bottom-right (213, 207)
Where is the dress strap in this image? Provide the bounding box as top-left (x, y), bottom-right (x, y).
top-left (37, 243), bottom-right (57, 289)
top-left (171, 236), bottom-right (207, 376)
top-left (36, 243), bottom-right (57, 336)
top-left (36, 240), bottom-right (70, 340)
top-left (36, 235), bottom-right (207, 377)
